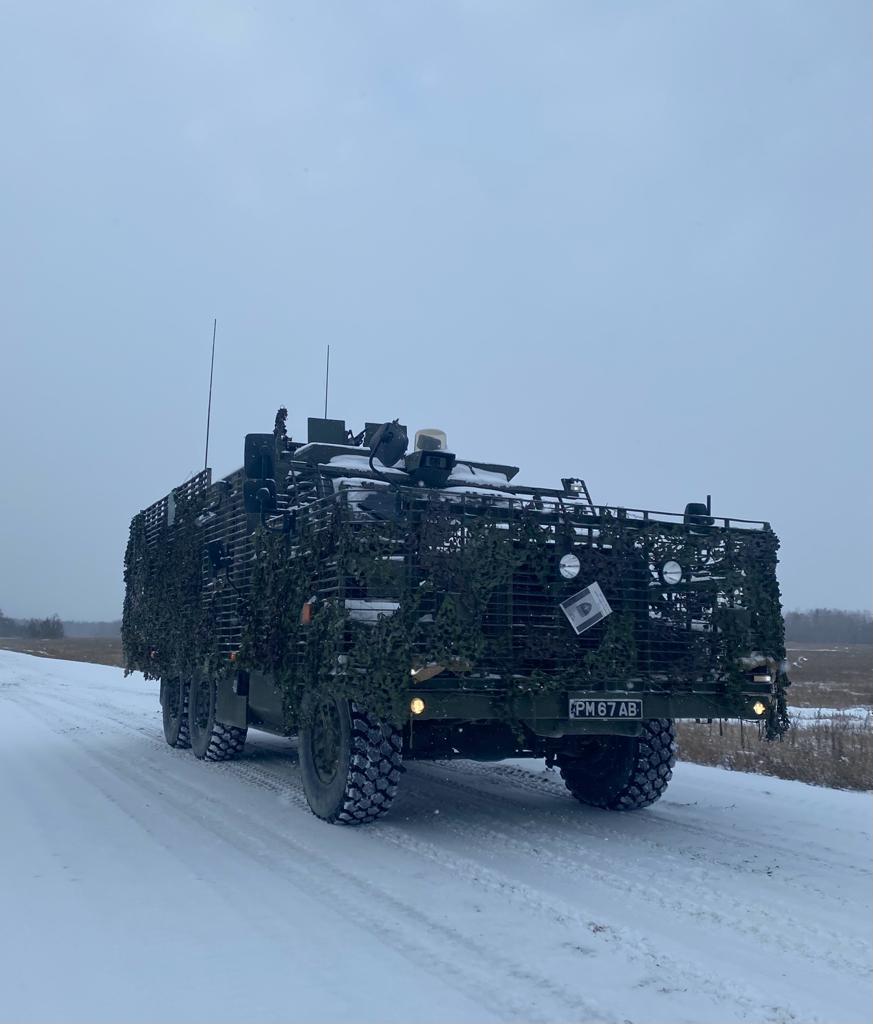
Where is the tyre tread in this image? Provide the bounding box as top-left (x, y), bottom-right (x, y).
top-left (175, 684), bottom-right (191, 749)
top-left (203, 721), bottom-right (247, 762)
top-left (333, 703), bottom-right (403, 826)
top-left (560, 718), bottom-right (676, 811)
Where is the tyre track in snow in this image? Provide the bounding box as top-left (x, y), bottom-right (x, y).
top-left (245, 752), bottom-right (865, 1006)
top-left (5, 664), bottom-right (870, 1024)
top-left (178, 749), bottom-right (811, 1020)
top-left (9, 684), bottom-right (786, 1022)
top-left (23, 683), bottom-right (794, 1022)
top-left (19, 679), bottom-right (856, 976)
top-left (12, 682), bottom-right (866, 1002)
top-left (5, 684), bottom-right (836, 1023)
top-left (427, 760), bottom-right (868, 879)
top-left (403, 764), bottom-right (868, 963)
top-left (391, 772), bottom-right (867, 979)
top-left (195, 735), bottom-right (864, 992)
top-left (7, 686), bottom-right (617, 1024)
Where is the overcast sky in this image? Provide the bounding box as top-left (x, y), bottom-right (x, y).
top-left (0, 1), bottom-right (869, 620)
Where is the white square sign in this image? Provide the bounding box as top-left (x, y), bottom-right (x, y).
top-left (559, 581), bottom-right (613, 635)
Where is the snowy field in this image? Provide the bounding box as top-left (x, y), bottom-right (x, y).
top-left (788, 705), bottom-right (873, 729)
top-left (1, 650), bottom-right (870, 1024)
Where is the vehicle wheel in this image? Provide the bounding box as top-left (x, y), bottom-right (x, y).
top-left (557, 718), bottom-right (676, 810)
top-left (299, 695), bottom-right (403, 825)
top-left (161, 677), bottom-right (190, 749)
top-left (188, 677), bottom-right (247, 761)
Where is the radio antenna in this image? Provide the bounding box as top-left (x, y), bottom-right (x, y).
top-left (323, 344), bottom-right (330, 418)
top-left (204, 317), bottom-right (217, 471)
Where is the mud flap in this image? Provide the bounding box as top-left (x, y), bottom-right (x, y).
top-left (216, 675), bottom-right (248, 728)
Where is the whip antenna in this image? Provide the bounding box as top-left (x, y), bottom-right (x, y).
top-left (323, 344), bottom-right (330, 418)
top-left (204, 317), bottom-right (217, 471)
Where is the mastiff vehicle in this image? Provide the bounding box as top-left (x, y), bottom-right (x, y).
top-left (123, 410), bottom-right (790, 824)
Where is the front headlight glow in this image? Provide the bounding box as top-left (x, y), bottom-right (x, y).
top-left (752, 701), bottom-right (766, 716)
top-left (410, 697), bottom-right (426, 716)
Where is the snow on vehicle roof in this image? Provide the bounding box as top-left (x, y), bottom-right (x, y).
top-left (441, 485), bottom-right (519, 499)
top-left (326, 454), bottom-right (406, 475)
top-left (328, 454), bottom-right (517, 491)
top-left (448, 463), bottom-right (511, 486)
top-left (334, 476), bottom-right (392, 490)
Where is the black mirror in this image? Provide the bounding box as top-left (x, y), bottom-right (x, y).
top-left (243, 479), bottom-right (277, 514)
top-left (244, 434), bottom-right (275, 480)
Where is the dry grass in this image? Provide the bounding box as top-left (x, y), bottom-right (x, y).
top-left (677, 644), bottom-right (873, 791)
top-left (677, 717), bottom-right (873, 791)
top-left (0, 636), bottom-right (123, 668)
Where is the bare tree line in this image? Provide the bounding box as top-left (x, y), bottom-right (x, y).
top-left (0, 609), bottom-right (65, 639)
top-left (784, 608), bottom-right (872, 645)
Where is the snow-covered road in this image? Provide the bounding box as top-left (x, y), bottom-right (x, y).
top-left (1, 650), bottom-right (870, 1024)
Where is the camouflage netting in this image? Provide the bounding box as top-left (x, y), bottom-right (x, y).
top-left (123, 488), bottom-right (790, 738)
top-left (239, 506), bottom-right (524, 727)
top-left (122, 494), bottom-right (221, 682)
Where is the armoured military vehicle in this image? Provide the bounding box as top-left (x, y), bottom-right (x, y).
top-left (123, 410), bottom-right (790, 824)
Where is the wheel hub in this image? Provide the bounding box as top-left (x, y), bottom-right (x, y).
top-left (310, 699), bottom-right (342, 784)
top-left (166, 678), bottom-right (180, 719)
top-left (193, 680), bottom-right (211, 730)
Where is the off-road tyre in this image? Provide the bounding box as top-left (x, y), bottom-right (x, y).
top-left (188, 677), bottom-right (247, 762)
top-left (161, 677), bottom-right (191, 749)
top-left (299, 696), bottom-right (403, 825)
top-left (558, 718), bottom-right (676, 810)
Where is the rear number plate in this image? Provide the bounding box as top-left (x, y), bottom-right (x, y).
top-left (569, 698), bottom-right (642, 719)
